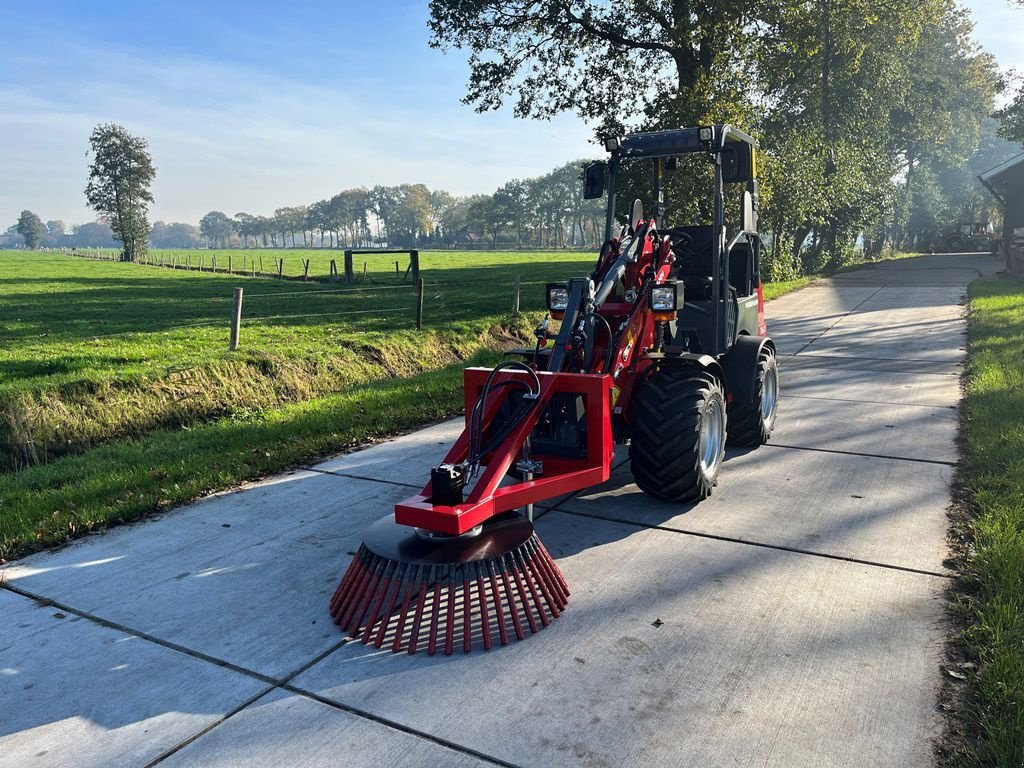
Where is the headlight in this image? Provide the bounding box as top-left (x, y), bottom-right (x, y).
top-left (649, 282), bottom-right (681, 312)
top-left (546, 283), bottom-right (569, 312)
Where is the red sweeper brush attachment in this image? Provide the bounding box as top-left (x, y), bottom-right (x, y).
top-left (329, 513), bottom-right (569, 655)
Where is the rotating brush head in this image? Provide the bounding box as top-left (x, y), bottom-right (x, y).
top-left (329, 512), bottom-right (569, 655)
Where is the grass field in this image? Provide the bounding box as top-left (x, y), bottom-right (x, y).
top-left (0, 249), bottom-right (596, 469)
top-left (952, 277), bottom-right (1024, 766)
top-left (0, 247), bottom-right (820, 560)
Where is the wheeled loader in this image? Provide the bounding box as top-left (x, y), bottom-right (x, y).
top-left (329, 125), bottom-right (780, 655)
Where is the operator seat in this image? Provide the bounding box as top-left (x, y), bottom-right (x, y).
top-left (665, 225), bottom-right (715, 300)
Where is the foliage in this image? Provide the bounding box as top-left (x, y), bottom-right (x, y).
top-left (16, 210), bottom-right (45, 248)
top-left (997, 72), bottom-right (1024, 144)
top-left (427, 0), bottom-right (1008, 271)
top-left (199, 210), bottom-right (236, 247)
top-left (428, 0), bottom-right (765, 135)
top-left (84, 124), bottom-right (156, 262)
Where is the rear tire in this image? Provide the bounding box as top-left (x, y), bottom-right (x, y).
top-left (629, 367), bottom-right (726, 502)
top-left (727, 349), bottom-right (779, 446)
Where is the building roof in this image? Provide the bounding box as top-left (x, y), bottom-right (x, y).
top-left (979, 152), bottom-right (1024, 204)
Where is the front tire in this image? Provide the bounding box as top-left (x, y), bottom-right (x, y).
top-left (629, 368), bottom-right (726, 502)
top-left (728, 350), bottom-right (779, 446)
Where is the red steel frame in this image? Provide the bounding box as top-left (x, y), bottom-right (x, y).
top-left (393, 220), bottom-right (679, 536)
top-left (394, 368), bottom-right (614, 535)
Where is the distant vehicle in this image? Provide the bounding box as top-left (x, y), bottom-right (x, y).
top-left (943, 222), bottom-right (1000, 253)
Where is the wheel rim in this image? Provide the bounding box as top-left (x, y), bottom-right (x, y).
top-left (761, 364), bottom-right (779, 425)
top-left (699, 397), bottom-right (725, 475)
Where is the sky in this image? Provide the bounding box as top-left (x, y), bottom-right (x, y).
top-left (1, 0), bottom-right (1022, 227)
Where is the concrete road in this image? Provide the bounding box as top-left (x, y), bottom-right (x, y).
top-left (0, 252), bottom-right (1003, 767)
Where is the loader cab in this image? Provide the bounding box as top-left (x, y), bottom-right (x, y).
top-left (585, 126), bottom-right (766, 354)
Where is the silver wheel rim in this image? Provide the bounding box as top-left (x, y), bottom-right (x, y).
top-left (761, 364), bottom-right (779, 425)
top-left (699, 397), bottom-right (725, 475)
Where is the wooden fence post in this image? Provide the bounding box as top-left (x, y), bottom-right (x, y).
top-left (303, 259), bottom-right (310, 281)
top-left (410, 249), bottom-right (421, 284)
top-left (212, 254), bottom-right (217, 273)
top-left (416, 277), bottom-right (425, 330)
top-left (187, 254), bottom-right (191, 270)
top-left (362, 262), bottom-right (367, 281)
top-left (229, 287), bottom-right (243, 351)
top-left (344, 250), bottom-right (354, 283)
top-left (259, 256), bottom-right (264, 275)
top-left (395, 260), bottom-right (400, 279)
top-left (278, 258), bottom-right (284, 277)
top-left (513, 273), bottom-right (520, 315)
top-left (330, 259), bottom-right (337, 281)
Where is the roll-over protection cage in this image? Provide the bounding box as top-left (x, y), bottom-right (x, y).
top-left (583, 125), bottom-right (760, 356)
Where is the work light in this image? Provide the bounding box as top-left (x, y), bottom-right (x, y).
top-left (699, 126), bottom-right (714, 142)
top-left (604, 136), bottom-right (620, 152)
top-left (546, 283), bottom-right (570, 312)
top-left (649, 281), bottom-right (682, 312)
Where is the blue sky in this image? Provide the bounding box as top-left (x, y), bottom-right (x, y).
top-left (1, 0), bottom-right (1021, 226)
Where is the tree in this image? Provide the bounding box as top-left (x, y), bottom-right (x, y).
top-left (45, 220), bottom-right (67, 247)
top-left (16, 210), bottom-right (45, 248)
top-left (151, 221), bottom-right (202, 248)
top-left (85, 124), bottom-right (156, 261)
top-left (428, 0), bottom-right (764, 134)
top-left (199, 211), bottom-right (236, 247)
top-left (69, 220), bottom-right (117, 248)
top-left (997, 72), bottom-right (1024, 143)
top-left (233, 213), bottom-right (260, 247)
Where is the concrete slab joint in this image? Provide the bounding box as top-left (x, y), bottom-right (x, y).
top-left (0, 252), bottom-right (1002, 767)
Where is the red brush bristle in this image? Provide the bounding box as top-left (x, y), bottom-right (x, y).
top-left (328, 528), bottom-right (569, 655)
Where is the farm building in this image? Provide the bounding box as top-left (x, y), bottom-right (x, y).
top-left (979, 151), bottom-right (1024, 275)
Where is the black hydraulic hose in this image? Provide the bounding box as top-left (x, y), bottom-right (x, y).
top-left (467, 361), bottom-right (541, 476)
top-left (579, 312), bottom-right (614, 374)
top-left (594, 224), bottom-right (646, 307)
top-left (468, 379), bottom-right (531, 469)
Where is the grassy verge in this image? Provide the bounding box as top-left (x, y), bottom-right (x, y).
top-left (0, 253), bottom-right (819, 561)
top-left (0, 249), bottom-right (588, 469)
top-left (951, 277), bottom-right (1024, 765)
top-left (762, 277), bottom-right (814, 301)
top-left (0, 350), bottom-right (502, 561)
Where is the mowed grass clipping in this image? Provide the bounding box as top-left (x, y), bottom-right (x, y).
top-left (956, 277), bottom-right (1024, 766)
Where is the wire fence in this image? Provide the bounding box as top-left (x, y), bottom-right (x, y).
top-left (61, 247), bottom-right (424, 286)
top-left (11, 268), bottom-right (534, 348)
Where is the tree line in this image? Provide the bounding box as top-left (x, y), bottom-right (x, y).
top-left (196, 163), bottom-right (608, 250)
top-left (5, 0), bottom-right (1024, 275)
top-left (4, 160), bottom-right (608, 253)
top-left (428, 0), bottom-right (1024, 278)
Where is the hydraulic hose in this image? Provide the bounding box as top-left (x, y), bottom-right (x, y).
top-left (467, 361), bottom-right (541, 477)
top-left (594, 224), bottom-right (646, 307)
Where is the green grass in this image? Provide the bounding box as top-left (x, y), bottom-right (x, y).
top-left (0, 352), bottom-right (497, 560)
top-left (762, 276), bottom-right (815, 301)
top-left (954, 277), bottom-right (1024, 766)
top-left (0, 249), bottom-right (595, 468)
top-left (0, 247), bottom-right (818, 560)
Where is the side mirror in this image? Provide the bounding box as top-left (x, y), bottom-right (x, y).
top-left (582, 162), bottom-right (606, 199)
top-left (721, 143), bottom-right (753, 184)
